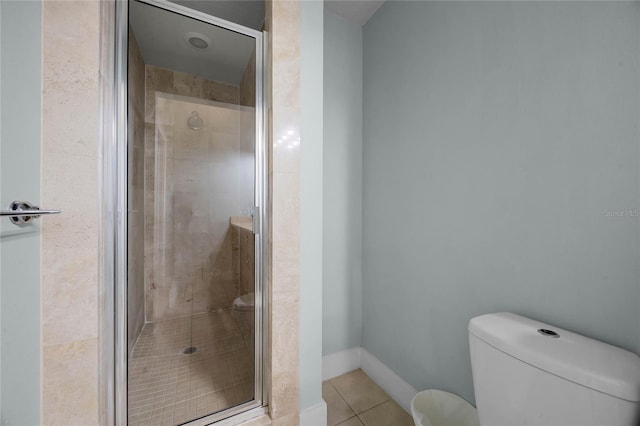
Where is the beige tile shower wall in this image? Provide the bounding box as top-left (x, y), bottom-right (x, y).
top-left (232, 225), bottom-right (255, 296)
top-left (240, 49), bottom-right (257, 108)
top-left (239, 54), bottom-right (257, 205)
top-left (41, 1), bottom-right (100, 424)
top-left (152, 97), bottom-right (244, 318)
top-left (143, 66), bottom-right (252, 322)
top-left (127, 27), bottom-right (146, 354)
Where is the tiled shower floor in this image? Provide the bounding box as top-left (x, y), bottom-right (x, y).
top-left (128, 309), bottom-right (254, 426)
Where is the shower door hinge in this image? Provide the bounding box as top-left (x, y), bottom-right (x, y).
top-left (252, 206), bottom-right (260, 235)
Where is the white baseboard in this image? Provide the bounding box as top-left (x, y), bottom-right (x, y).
top-left (322, 347), bottom-right (362, 380)
top-left (299, 400), bottom-right (327, 426)
top-left (360, 349), bottom-right (417, 413)
top-left (322, 347), bottom-right (417, 414)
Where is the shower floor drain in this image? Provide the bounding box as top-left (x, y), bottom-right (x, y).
top-left (183, 346), bottom-right (197, 355)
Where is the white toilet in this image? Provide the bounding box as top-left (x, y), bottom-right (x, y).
top-left (468, 312), bottom-right (640, 426)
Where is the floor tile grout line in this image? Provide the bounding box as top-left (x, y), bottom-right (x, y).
top-left (326, 380), bottom-right (359, 421)
top-left (354, 397), bottom-right (392, 419)
top-left (327, 371), bottom-right (391, 417)
top-left (329, 377), bottom-right (362, 414)
top-left (326, 370), bottom-right (416, 426)
top-left (334, 414), bottom-right (361, 426)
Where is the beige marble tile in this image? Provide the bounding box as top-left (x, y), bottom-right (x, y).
top-left (240, 48), bottom-right (256, 107)
top-left (42, 1), bottom-right (99, 86)
top-left (272, 133), bottom-right (301, 174)
top-left (41, 20), bottom-right (100, 392)
top-left (271, 171), bottom-right (301, 251)
top-left (42, 81), bottom-right (99, 158)
top-left (41, 151), bottom-right (99, 251)
top-left (209, 131), bottom-right (238, 158)
top-left (146, 65), bottom-right (174, 93)
top-left (266, 0), bottom-right (301, 422)
top-left (41, 2), bottom-right (102, 412)
top-left (42, 247), bottom-right (99, 346)
top-left (144, 91), bottom-right (248, 322)
top-left (173, 69), bottom-right (206, 99)
top-left (269, 299), bottom-right (300, 418)
top-left (358, 400), bottom-right (414, 426)
top-left (145, 66), bottom-right (173, 123)
top-left (172, 157), bottom-right (209, 191)
top-left (172, 129), bottom-right (210, 161)
top-left (330, 370), bottom-right (390, 415)
top-left (207, 80), bottom-right (239, 104)
top-left (323, 381), bottom-right (356, 426)
top-left (144, 122), bottom-right (157, 156)
top-left (270, 4), bottom-right (300, 172)
top-left (42, 338), bottom-right (99, 426)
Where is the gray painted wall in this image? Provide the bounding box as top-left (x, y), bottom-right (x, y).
top-left (362, 1), bottom-right (640, 404)
top-left (0, 1), bottom-right (41, 423)
top-left (323, 10), bottom-right (363, 356)
top-left (300, 0), bottom-right (324, 411)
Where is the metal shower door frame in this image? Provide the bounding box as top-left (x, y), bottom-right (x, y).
top-left (108, 1), bottom-right (267, 424)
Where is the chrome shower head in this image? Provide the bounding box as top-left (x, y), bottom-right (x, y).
top-left (187, 111), bottom-right (203, 131)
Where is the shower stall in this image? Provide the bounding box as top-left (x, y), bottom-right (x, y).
top-left (118, 1), bottom-right (265, 424)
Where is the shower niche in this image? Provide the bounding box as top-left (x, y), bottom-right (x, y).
top-left (124, 1), bottom-right (264, 424)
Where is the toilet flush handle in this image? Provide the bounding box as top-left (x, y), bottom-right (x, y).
top-left (537, 328), bottom-right (560, 338)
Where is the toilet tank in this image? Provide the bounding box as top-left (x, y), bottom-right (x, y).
top-left (468, 313), bottom-right (640, 426)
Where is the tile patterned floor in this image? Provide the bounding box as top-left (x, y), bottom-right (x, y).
top-left (128, 309), bottom-right (254, 426)
top-left (323, 370), bottom-right (414, 426)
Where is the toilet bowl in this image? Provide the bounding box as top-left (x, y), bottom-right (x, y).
top-left (468, 312), bottom-right (640, 426)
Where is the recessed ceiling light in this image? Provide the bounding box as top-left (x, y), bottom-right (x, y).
top-left (189, 36), bottom-right (208, 49)
top-left (185, 32), bottom-right (211, 50)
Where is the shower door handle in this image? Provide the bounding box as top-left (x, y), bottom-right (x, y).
top-left (1, 200), bottom-right (61, 225)
top-left (252, 206), bottom-right (260, 235)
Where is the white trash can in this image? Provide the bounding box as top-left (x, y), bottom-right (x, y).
top-left (410, 390), bottom-right (480, 426)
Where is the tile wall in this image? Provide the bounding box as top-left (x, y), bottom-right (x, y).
top-left (240, 48), bottom-right (257, 108)
top-left (263, 0), bottom-right (302, 423)
top-left (232, 221), bottom-right (256, 297)
top-left (41, 1), bottom-right (101, 424)
top-left (143, 65), bottom-right (244, 322)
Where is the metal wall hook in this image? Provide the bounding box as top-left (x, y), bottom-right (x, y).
top-left (0, 200), bottom-right (61, 226)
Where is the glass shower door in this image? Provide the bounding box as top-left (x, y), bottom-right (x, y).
top-left (125, 1), bottom-right (263, 424)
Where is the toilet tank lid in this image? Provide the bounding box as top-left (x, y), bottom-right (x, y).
top-left (468, 312), bottom-right (640, 402)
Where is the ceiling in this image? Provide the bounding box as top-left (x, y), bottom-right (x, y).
top-left (325, 0), bottom-right (385, 26)
top-left (169, 0), bottom-right (265, 30)
top-left (129, 0), bottom-right (259, 85)
top-left (129, 0), bottom-right (383, 86)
